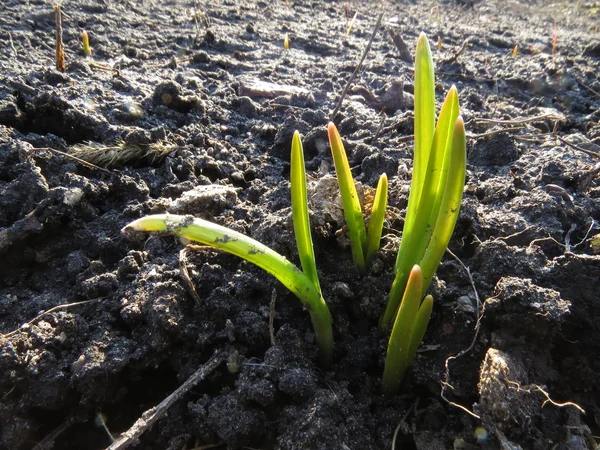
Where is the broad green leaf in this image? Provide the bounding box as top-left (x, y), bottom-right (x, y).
top-left (383, 85), bottom-right (460, 328)
top-left (395, 32), bottom-right (435, 274)
top-left (420, 116), bottom-right (466, 292)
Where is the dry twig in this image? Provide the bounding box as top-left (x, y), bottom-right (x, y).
top-left (107, 351), bottom-right (225, 450)
top-left (2, 298), bottom-right (104, 339)
top-left (439, 248), bottom-right (483, 419)
top-left (32, 147), bottom-right (111, 173)
top-left (440, 37), bottom-right (470, 65)
top-left (473, 113), bottom-right (563, 126)
top-left (556, 135), bottom-right (600, 160)
top-left (54, 4), bottom-right (65, 72)
top-left (179, 247), bottom-right (202, 304)
top-left (331, 13), bottom-right (383, 121)
top-left (32, 415), bottom-right (78, 450)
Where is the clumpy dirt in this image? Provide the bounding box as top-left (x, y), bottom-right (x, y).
top-left (1, 0), bottom-right (599, 449)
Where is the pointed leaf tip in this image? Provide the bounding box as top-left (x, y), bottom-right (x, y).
top-left (454, 116), bottom-right (466, 138)
top-left (408, 264), bottom-right (423, 284)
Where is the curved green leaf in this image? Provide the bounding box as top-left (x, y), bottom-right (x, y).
top-left (123, 214), bottom-right (333, 365)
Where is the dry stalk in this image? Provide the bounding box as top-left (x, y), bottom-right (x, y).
top-left (108, 351), bottom-right (224, 450)
top-left (331, 12), bottom-right (383, 121)
top-left (54, 4), bottom-right (65, 72)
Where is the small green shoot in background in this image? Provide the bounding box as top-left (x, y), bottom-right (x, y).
top-left (82, 30), bottom-right (92, 57)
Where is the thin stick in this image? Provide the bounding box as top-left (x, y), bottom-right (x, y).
top-left (330, 12), bottom-right (383, 121)
top-left (467, 126), bottom-right (526, 139)
top-left (54, 4), bottom-right (65, 72)
top-left (8, 32), bottom-right (17, 57)
top-left (373, 112), bottom-right (386, 141)
top-left (535, 385), bottom-right (585, 413)
top-left (31, 415), bottom-right (78, 450)
top-left (179, 247), bottom-right (202, 304)
top-left (108, 351), bottom-right (224, 450)
top-left (473, 113), bottom-right (562, 126)
top-left (2, 298), bottom-right (104, 339)
top-left (269, 289), bottom-right (277, 347)
top-left (556, 135), bottom-right (600, 160)
top-left (440, 38), bottom-right (470, 65)
top-left (390, 398), bottom-right (418, 450)
top-left (573, 73), bottom-right (600, 98)
top-left (439, 248), bottom-right (483, 419)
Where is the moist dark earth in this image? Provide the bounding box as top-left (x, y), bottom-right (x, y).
top-left (1, 0), bottom-right (600, 449)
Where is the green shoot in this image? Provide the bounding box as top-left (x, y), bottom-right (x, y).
top-left (123, 214), bottom-right (333, 365)
top-left (291, 131), bottom-right (320, 291)
top-left (328, 122), bottom-right (368, 274)
top-left (398, 31), bottom-right (435, 270)
top-left (327, 123), bottom-right (388, 272)
top-left (380, 33), bottom-right (466, 391)
top-left (365, 173), bottom-right (388, 263)
top-left (420, 117), bottom-right (466, 292)
top-left (82, 31), bottom-right (92, 57)
top-left (382, 265), bottom-right (432, 395)
top-left (382, 86), bottom-right (459, 326)
top-left (380, 32), bottom-right (465, 329)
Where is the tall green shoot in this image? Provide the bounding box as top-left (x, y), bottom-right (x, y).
top-left (380, 33), bottom-right (465, 328)
top-left (380, 33), bottom-right (467, 391)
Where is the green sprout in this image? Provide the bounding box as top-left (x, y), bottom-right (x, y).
top-left (122, 33), bottom-right (466, 394)
top-left (291, 131), bottom-right (320, 292)
top-left (365, 172), bottom-right (388, 263)
top-left (82, 30), bottom-right (92, 57)
top-left (380, 33), bottom-right (466, 393)
top-left (123, 132), bottom-right (333, 365)
top-left (382, 264), bottom-right (432, 395)
top-left (327, 122), bottom-right (389, 274)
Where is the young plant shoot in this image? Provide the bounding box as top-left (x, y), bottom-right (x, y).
top-left (382, 265), bottom-right (432, 395)
top-left (380, 32), bottom-right (466, 391)
top-left (122, 34), bottom-right (465, 393)
top-left (291, 131), bottom-right (321, 292)
top-left (327, 122), bottom-right (388, 274)
top-left (123, 132), bottom-right (333, 365)
top-left (365, 173), bottom-right (388, 263)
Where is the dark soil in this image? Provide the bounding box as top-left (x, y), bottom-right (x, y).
top-left (1, 0), bottom-right (600, 449)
